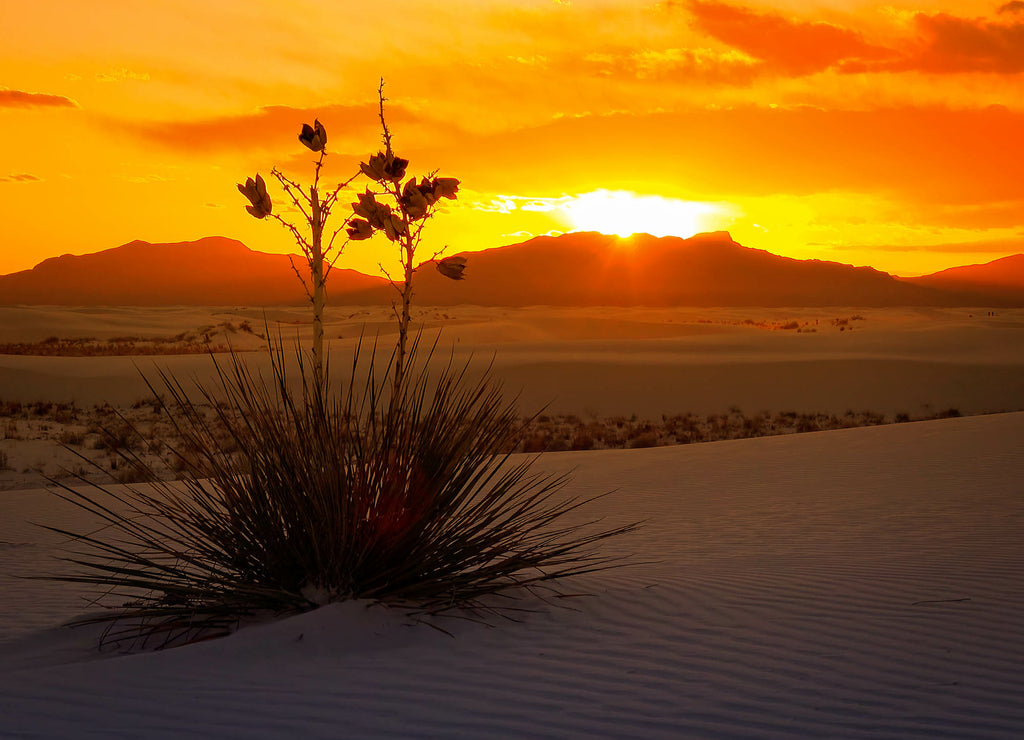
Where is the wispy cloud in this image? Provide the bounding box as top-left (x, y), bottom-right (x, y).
top-left (833, 238), bottom-right (1024, 254)
top-left (573, 46), bottom-right (761, 86)
top-left (123, 102), bottom-right (446, 154)
top-left (0, 89), bottom-right (77, 108)
top-left (96, 67), bottom-right (150, 83)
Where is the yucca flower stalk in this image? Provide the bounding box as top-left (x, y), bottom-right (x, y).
top-left (238, 118), bottom-right (358, 385)
top-left (351, 80), bottom-right (465, 403)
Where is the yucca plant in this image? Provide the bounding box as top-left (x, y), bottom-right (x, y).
top-left (44, 82), bottom-right (636, 649)
top-left (43, 335), bottom-right (636, 648)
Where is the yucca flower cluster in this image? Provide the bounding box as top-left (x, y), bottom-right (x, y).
top-left (235, 87), bottom-right (466, 389)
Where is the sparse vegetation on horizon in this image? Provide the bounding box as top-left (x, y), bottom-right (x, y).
top-left (1, 397), bottom-right (976, 492)
top-left (513, 407), bottom-right (968, 452)
top-left (0, 320), bottom-right (266, 357)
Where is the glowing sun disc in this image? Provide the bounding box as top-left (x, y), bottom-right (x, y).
top-left (562, 189), bottom-right (723, 239)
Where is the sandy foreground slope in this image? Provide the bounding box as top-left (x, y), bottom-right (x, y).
top-left (1, 412), bottom-right (1022, 739)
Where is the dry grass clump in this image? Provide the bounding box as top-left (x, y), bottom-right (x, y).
top-left (43, 339), bottom-right (636, 648)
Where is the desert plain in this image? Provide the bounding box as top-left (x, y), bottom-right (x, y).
top-left (1, 303), bottom-right (1022, 738)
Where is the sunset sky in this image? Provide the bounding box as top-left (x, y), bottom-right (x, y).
top-left (2, 0), bottom-right (1023, 278)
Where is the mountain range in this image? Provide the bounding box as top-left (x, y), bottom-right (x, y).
top-left (1, 232), bottom-right (1022, 308)
top-left (0, 238), bottom-right (382, 306)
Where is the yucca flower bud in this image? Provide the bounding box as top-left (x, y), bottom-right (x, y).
top-left (346, 218), bottom-right (374, 240)
top-left (431, 177), bottom-right (460, 200)
top-left (400, 178), bottom-right (430, 220)
top-left (360, 151), bottom-right (409, 183)
top-left (351, 190), bottom-right (391, 230)
top-left (299, 119), bottom-right (327, 152)
top-left (382, 213), bottom-right (408, 242)
top-left (436, 255), bottom-right (467, 280)
top-left (237, 174), bottom-right (272, 219)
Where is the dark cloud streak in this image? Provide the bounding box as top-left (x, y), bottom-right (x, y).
top-left (684, 1), bottom-right (895, 75)
top-left (0, 173), bottom-right (42, 183)
top-left (678, 1), bottom-right (1024, 77)
top-left (903, 12), bottom-right (1024, 73)
top-left (0, 89), bottom-right (77, 108)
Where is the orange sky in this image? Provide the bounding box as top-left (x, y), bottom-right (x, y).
top-left (2, 0), bottom-right (1023, 278)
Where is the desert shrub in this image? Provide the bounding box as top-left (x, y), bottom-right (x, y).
top-left (743, 413), bottom-right (766, 435)
top-left (58, 430), bottom-right (85, 446)
top-left (546, 436), bottom-right (570, 453)
top-left (0, 400), bottom-right (23, 417)
top-left (29, 401), bottom-right (53, 416)
top-left (519, 432), bottom-right (553, 453)
top-left (627, 432), bottom-right (659, 449)
top-left (796, 415), bottom-right (820, 433)
top-left (44, 339), bottom-right (635, 647)
top-left (570, 433), bottom-right (595, 451)
top-left (114, 461), bottom-right (152, 485)
top-left (53, 403), bottom-right (78, 424)
top-left (94, 422), bottom-right (139, 452)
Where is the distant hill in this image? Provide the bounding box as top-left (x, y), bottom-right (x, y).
top-left (904, 254), bottom-right (1024, 301)
top-left (0, 237), bottom-right (386, 306)
top-left (2, 232), bottom-right (1022, 307)
top-left (342, 231), bottom-right (1022, 307)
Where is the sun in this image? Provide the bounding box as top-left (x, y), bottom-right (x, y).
top-left (560, 189), bottom-right (726, 239)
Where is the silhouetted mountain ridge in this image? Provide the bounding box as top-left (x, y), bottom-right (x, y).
top-left (1, 232), bottom-right (1021, 307)
top-left (0, 237), bottom-right (386, 306)
top-left (903, 254), bottom-right (1024, 300)
top-left (367, 231), bottom-right (1024, 307)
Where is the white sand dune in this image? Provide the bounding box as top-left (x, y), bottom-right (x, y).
top-left (2, 306), bottom-right (1023, 416)
top-left (2, 412), bottom-right (1022, 739)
